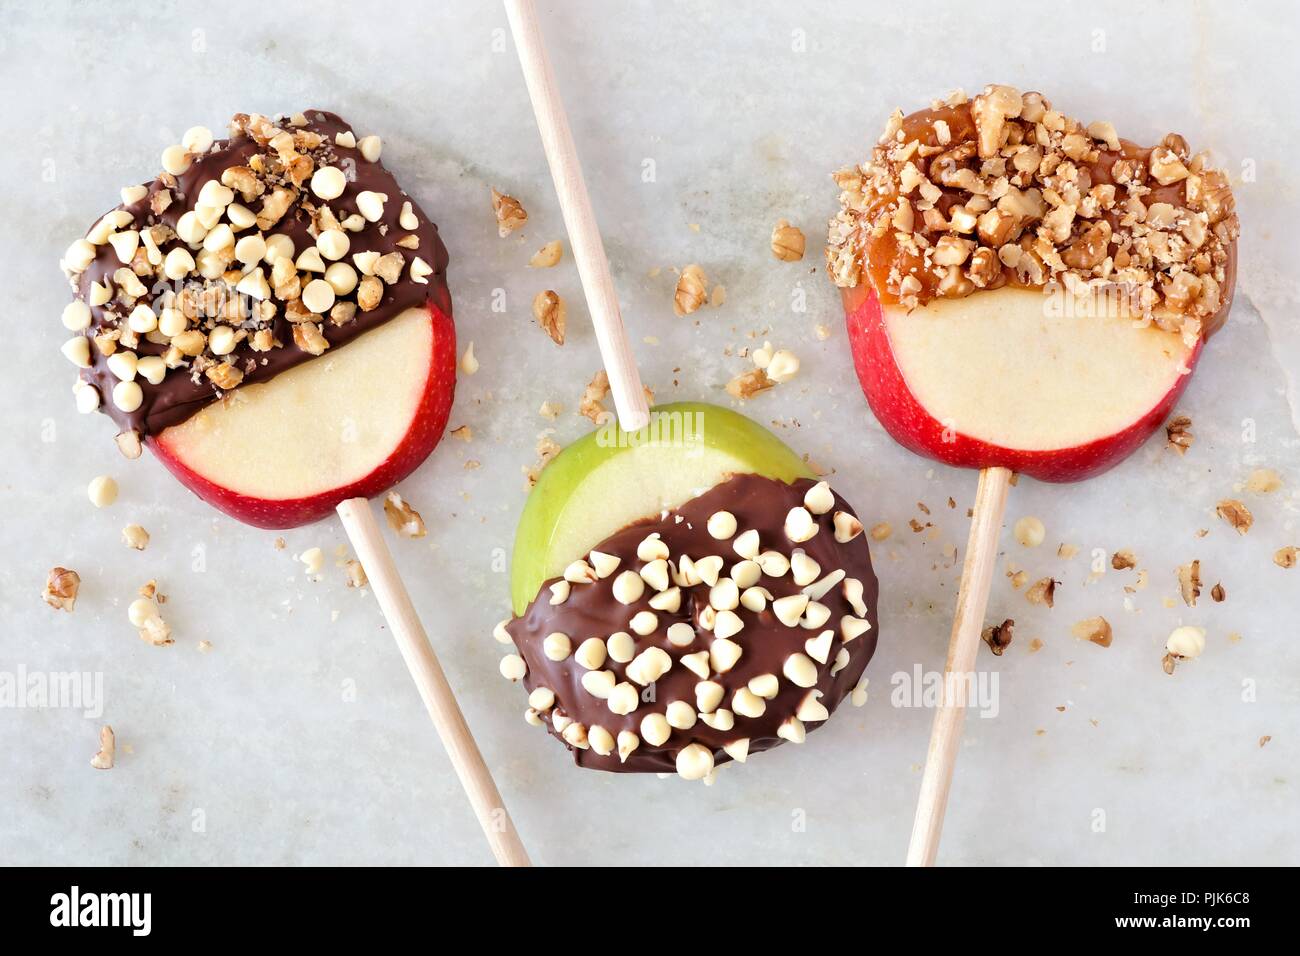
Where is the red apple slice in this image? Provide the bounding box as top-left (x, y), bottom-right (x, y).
top-left (151, 303), bottom-right (456, 528)
top-left (844, 284), bottom-right (1200, 482)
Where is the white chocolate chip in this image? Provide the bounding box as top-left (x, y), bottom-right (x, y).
top-left (310, 166), bottom-right (348, 201)
top-left (640, 712), bottom-right (671, 746)
top-left (833, 511), bottom-right (864, 543)
top-left (739, 585), bottom-right (772, 613)
top-left (637, 533), bottom-right (670, 561)
top-left (120, 184), bottom-right (148, 205)
top-left (575, 637), bottom-right (607, 670)
top-left (777, 716), bottom-right (806, 743)
top-left (841, 615), bottom-right (872, 643)
top-left (790, 550), bottom-right (821, 586)
top-left (127, 596), bottom-right (158, 627)
top-left (499, 654), bottom-right (527, 681)
top-left (700, 709), bottom-right (735, 731)
top-left (524, 709), bottom-right (543, 727)
top-left (784, 506), bottom-right (818, 542)
top-left (666, 700), bottom-right (697, 730)
top-left (765, 349), bottom-right (800, 383)
top-left (1013, 516), bottom-right (1046, 548)
top-left (356, 190), bottom-right (388, 222)
top-left (301, 279), bottom-right (336, 314)
top-left (208, 325), bottom-right (237, 356)
top-left (748, 673), bottom-right (780, 699)
top-left (1166, 625), bottom-right (1206, 660)
top-left (561, 721), bottom-right (589, 749)
top-left (803, 568), bottom-right (846, 601)
top-left (543, 632), bottom-right (572, 661)
top-left (112, 380), bottom-right (143, 413)
top-left (581, 669), bottom-right (616, 699)
top-left (732, 529), bottom-right (760, 560)
top-left (666, 622), bottom-right (696, 647)
top-left (163, 247), bottom-right (195, 280)
top-left (707, 511), bottom-right (737, 539)
top-left (617, 730), bottom-right (639, 762)
top-left (234, 233), bottom-right (266, 265)
top-left (197, 180), bottom-right (234, 208)
top-left (712, 609), bottom-right (744, 641)
top-left (797, 690), bottom-right (829, 722)
top-left (410, 257), bottom-right (433, 284)
top-left (611, 569), bottom-right (645, 605)
top-left (548, 581), bottom-right (570, 605)
top-left (357, 135), bottom-right (383, 162)
top-left (783, 652), bottom-right (818, 688)
top-left (648, 586), bottom-right (681, 613)
top-left (673, 554), bottom-right (701, 587)
top-left (127, 304), bottom-right (157, 334)
top-left (709, 637), bottom-right (743, 673)
top-left (851, 679), bottom-right (869, 707)
top-left (87, 475), bottom-right (118, 508)
top-left (296, 247), bottom-right (327, 273)
top-left (722, 738), bottom-right (749, 763)
top-left (731, 687), bottom-right (766, 719)
top-left (352, 250), bottom-right (380, 275)
top-left (136, 356), bottom-right (166, 386)
top-left (588, 725), bottom-right (615, 756)
top-left (63, 239), bottom-right (96, 273)
top-left (830, 647), bottom-right (851, 676)
top-left (160, 144), bottom-right (191, 176)
top-left (730, 560), bottom-right (761, 589)
top-left (842, 577), bottom-right (868, 617)
top-left (202, 222), bottom-right (234, 252)
top-left (693, 555), bottom-right (724, 587)
top-left (589, 550), bottom-right (620, 578)
top-left (676, 743), bottom-right (713, 781)
top-left (629, 610), bottom-right (658, 636)
top-left (606, 631), bottom-right (635, 663)
top-left (552, 714), bottom-right (573, 734)
top-left (804, 481), bottom-right (835, 515)
top-left (757, 550), bottom-right (790, 577)
top-left (106, 350), bottom-right (137, 381)
top-left (75, 382), bottom-right (101, 414)
top-left (695, 681), bottom-right (725, 714)
top-left (108, 230), bottom-right (140, 264)
top-left (61, 336), bottom-right (92, 368)
top-left (182, 125), bottom-right (214, 153)
top-left (607, 682), bottom-right (639, 715)
top-left (772, 593), bottom-right (810, 627)
top-left (399, 201), bottom-right (418, 230)
top-left (528, 687), bottom-right (555, 711)
top-left (639, 559), bottom-right (670, 592)
top-left (709, 578), bottom-right (739, 611)
top-left (800, 601), bottom-right (831, 630)
top-left (804, 629), bottom-right (834, 665)
top-left (316, 229), bottom-right (350, 261)
top-left (564, 559), bottom-right (598, 584)
top-left (492, 619), bottom-right (513, 644)
top-left (627, 646), bottom-right (671, 686)
top-left (263, 232), bottom-right (293, 262)
top-left (236, 267), bottom-right (271, 301)
top-left (680, 650), bottom-right (710, 679)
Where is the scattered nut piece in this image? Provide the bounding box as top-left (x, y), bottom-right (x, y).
top-left (1071, 616), bottom-right (1113, 647)
top-left (121, 525), bottom-right (150, 551)
top-left (981, 618), bottom-right (1015, 656)
top-left (1025, 577), bottom-right (1057, 608)
top-left (490, 188), bottom-right (528, 237)
top-left (1210, 582), bottom-right (1226, 602)
top-left (1166, 416), bottom-right (1194, 454)
top-left (383, 492), bottom-right (427, 538)
top-left (459, 341), bottom-right (479, 375)
top-left (869, 522), bottom-right (892, 542)
top-left (1176, 559), bottom-right (1202, 607)
top-left (1275, 546), bottom-right (1298, 569)
top-left (1013, 516), bottom-right (1045, 547)
top-left (532, 290), bottom-right (566, 345)
top-left (1111, 550), bottom-right (1136, 570)
top-left (529, 240), bottom-right (563, 268)
top-left (1245, 468), bottom-right (1282, 494)
top-left (770, 220), bottom-right (806, 261)
top-left (673, 264), bottom-right (708, 317)
top-left (450, 425), bottom-right (472, 442)
top-left (42, 567), bottom-right (81, 612)
top-left (579, 370), bottom-right (610, 423)
top-left (345, 560), bottom-right (368, 588)
top-left (90, 726), bottom-right (115, 770)
top-left (300, 547), bottom-right (325, 576)
top-left (1215, 499), bottom-right (1253, 535)
top-left (725, 366), bottom-right (773, 400)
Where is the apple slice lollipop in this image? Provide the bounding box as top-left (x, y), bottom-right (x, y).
top-left (58, 110), bottom-right (526, 866)
top-left (500, 404), bottom-right (879, 778)
top-left (60, 110), bottom-right (456, 529)
top-left (502, 0), bottom-right (880, 784)
top-left (826, 85), bottom-right (1240, 863)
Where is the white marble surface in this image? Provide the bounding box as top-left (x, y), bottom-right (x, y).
top-left (2, 0), bottom-right (1298, 866)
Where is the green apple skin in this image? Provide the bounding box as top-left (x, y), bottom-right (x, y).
top-left (510, 401), bottom-right (815, 615)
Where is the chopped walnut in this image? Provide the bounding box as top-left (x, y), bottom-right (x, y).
top-left (1176, 559), bottom-right (1201, 607)
top-left (490, 188), bottom-right (528, 237)
top-left (121, 525), bottom-right (150, 551)
top-left (1071, 616), bottom-right (1113, 647)
top-left (1275, 546), bottom-right (1298, 569)
top-left (981, 618), bottom-right (1015, 656)
top-left (292, 322), bottom-right (330, 356)
top-left (115, 430), bottom-right (143, 460)
top-left (90, 725), bottom-right (115, 770)
top-left (1025, 577), bottom-right (1056, 607)
top-left (532, 290), bottom-right (566, 345)
top-left (449, 425), bottom-right (472, 442)
top-left (345, 560), bottom-right (368, 589)
top-left (579, 370), bottom-right (611, 423)
top-left (139, 615), bottom-right (173, 646)
top-left (383, 492), bottom-right (427, 538)
top-left (42, 567), bottom-right (81, 612)
top-left (1166, 416), bottom-right (1194, 454)
top-left (870, 522), bottom-right (892, 542)
top-left (1111, 549), bottom-right (1136, 570)
top-left (673, 264), bottom-right (709, 317)
top-left (529, 240), bottom-right (563, 268)
top-left (206, 362), bottom-right (245, 390)
top-left (1215, 499), bottom-right (1253, 535)
top-left (725, 366), bottom-right (774, 400)
top-left (1245, 468), bottom-right (1282, 494)
top-left (771, 220), bottom-right (806, 261)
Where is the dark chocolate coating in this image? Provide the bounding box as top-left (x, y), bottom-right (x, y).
top-left (70, 110), bottom-right (452, 438)
top-left (506, 474), bottom-right (880, 773)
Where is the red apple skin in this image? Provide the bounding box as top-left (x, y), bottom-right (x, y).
top-left (843, 286), bottom-right (1203, 483)
top-left (149, 302), bottom-right (456, 529)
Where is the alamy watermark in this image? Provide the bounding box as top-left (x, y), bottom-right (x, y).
top-left (0, 665), bottom-right (103, 718)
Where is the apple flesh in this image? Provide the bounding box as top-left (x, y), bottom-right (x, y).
top-left (844, 285), bottom-right (1201, 482)
top-left (510, 401), bottom-right (814, 615)
top-left (151, 304), bottom-right (456, 529)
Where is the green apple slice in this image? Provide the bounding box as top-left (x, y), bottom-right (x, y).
top-left (510, 401), bottom-right (814, 615)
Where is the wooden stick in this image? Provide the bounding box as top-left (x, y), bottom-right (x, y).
top-left (336, 497), bottom-right (531, 868)
top-left (906, 466), bottom-right (1013, 867)
top-left (505, 0), bottom-right (650, 433)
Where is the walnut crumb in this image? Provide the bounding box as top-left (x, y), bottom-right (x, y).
top-left (383, 492), bottom-right (427, 538)
top-left (121, 525), bottom-right (150, 551)
top-left (725, 366), bottom-right (774, 400)
top-left (42, 567), bottom-right (81, 612)
top-left (673, 264), bottom-right (709, 317)
top-left (1176, 559), bottom-right (1202, 606)
top-left (1166, 416), bottom-right (1193, 454)
top-left (345, 559), bottom-right (368, 589)
top-left (90, 725), bottom-right (115, 770)
top-left (869, 522), bottom-right (892, 542)
top-left (1072, 616), bottom-right (1113, 647)
top-left (490, 188), bottom-right (528, 237)
top-left (771, 220), bottom-right (806, 261)
top-left (449, 425), bottom-right (472, 442)
top-left (1111, 549), bottom-right (1136, 570)
top-left (529, 240), bottom-right (563, 268)
top-left (1245, 468), bottom-right (1282, 494)
top-left (1216, 499), bottom-right (1253, 535)
top-left (981, 618), bottom-right (1014, 656)
top-left (1026, 577), bottom-right (1057, 607)
top-left (532, 290), bottom-right (566, 345)
top-left (1275, 546), bottom-right (1298, 569)
top-left (579, 370), bottom-right (611, 423)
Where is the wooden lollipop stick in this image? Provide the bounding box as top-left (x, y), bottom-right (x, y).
top-left (906, 465), bottom-right (1013, 867)
top-left (336, 497), bottom-right (531, 868)
top-left (505, 0), bottom-right (650, 432)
